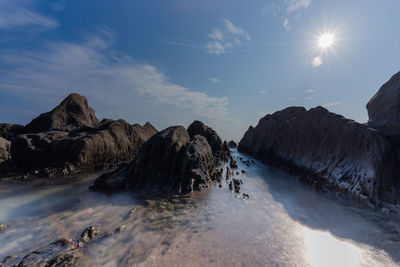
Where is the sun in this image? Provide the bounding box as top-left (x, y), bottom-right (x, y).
top-left (318, 32), bottom-right (335, 49)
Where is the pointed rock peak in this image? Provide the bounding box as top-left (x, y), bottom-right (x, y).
top-left (367, 71), bottom-right (400, 135)
top-left (24, 93), bottom-right (100, 133)
top-left (143, 122), bottom-right (157, 131)
top-left (187, 120), bottom-right (230, 161)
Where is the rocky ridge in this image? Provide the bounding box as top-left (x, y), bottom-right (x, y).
top-left (91, 121), bottom-right (230, 194)
top-left (1, 93), bottom-right (157, 178)
top-left (239, 103), bottom-right (400, 206)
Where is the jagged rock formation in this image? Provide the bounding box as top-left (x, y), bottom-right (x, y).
top-left (228, 140), bottom-right (237, 148)
top-left (367, 71), bottom-right (400, 136)
top-left (0, 137), bottom-right (10, 175)
top-left (11, 119), bottom-right (157, 175)
top-left (187, 120), bottom-right (230, 161)
top-left (3, 94), bottom-right (157, 177)
top-left (23, 93), bottom-right (100, 134)
top-left (0, 137), bottom-right (10, 163)
top-left (239, 106), bottom-right (399, 205)
top-left (367, 71), bottom-right (400, 159)
top-left (14, 226), bottom-right (99, 267)
top-left (91, 121), bottom-right (229, 194)
top-left (0, 123), bottom-right (23, 140)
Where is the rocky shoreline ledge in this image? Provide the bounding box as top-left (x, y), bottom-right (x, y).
top-left (239, 71), bottom-right (400, 208)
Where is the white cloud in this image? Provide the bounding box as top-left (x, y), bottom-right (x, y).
top-left (307, 96), bottom-right (313, 100)
top-left (312, 56), bottom-right (323, 67)
top-left (324, 101), bottom-right (343, 108)
top-left (264, 0), bottom-right (311, 31)
top-left (305, 89), bottom-right (315, 93)
top-left (0, 1), bottom-right (58, 29)
top-left (285, 0), bottom-right (311, 14)
top-left (210, 78), bottom-right (220, 83)
top-left (288, 97), bottom-right (296, 101)
top-left (283, 18), bottom-right (291, 31)
top-left (0, 32), bottom-right (228, 121)
top-left (260, 90), bottom-right (268, 95)
top-left (206, 19), bottom-right (250, 55)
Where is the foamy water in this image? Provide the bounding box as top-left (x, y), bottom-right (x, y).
top-left (0, 150), bottom-right (399, 266)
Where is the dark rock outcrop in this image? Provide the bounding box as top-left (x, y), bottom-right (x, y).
top-left (367, 72), bottom-right (400, 159)
top-left (0, 93), bottom-right (157, 177)
top-left (367, 71), bottom-right (400, 136)
top-left (23, 93), bottom-right (100, 134)
top-left (0, 123), bottom-right (23, 140)
top-left (16, 238), bottom-right (78, 267)
top-left (92, 122), bottom-right (228, 194)
top-left (11, 119), bottom-right (157, 175)
top-left (187, 120), bottom-right (230, 161)
top-left (15, 226), bottom-right (98, 267)
top-left (228, 140), bottom-right (237, 148)
top-left (239, 106), bottom-right (399, 205)
top-left (0, 138), bottom-right (10, 175)
top-left (0, 138), bottom-right (10, 163)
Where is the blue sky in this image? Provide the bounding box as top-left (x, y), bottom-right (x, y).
top-left (0, 0), bottom-right (399, 141)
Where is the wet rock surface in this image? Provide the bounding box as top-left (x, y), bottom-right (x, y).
top-left (1, 94), bottom-right (157, 178)
top-left (92, 122), bottom-right (230, 194)
top-left (15, 226), bottom-right (99, 267)
top-left (239, 106), bottom-right (400, 205)
top-left (229, 159), bottom-right (238, 169)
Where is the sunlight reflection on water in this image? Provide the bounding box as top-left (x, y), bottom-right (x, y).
top-left (0, 150), bottom-right (399, 266)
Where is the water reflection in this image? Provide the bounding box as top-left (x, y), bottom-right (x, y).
top-left (0, 150), bottom-right (399, 266)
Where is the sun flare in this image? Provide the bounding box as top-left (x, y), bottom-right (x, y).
top-left (318, 32), bottom-right (335, 49)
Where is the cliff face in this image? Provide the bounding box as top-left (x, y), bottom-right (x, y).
top-left (367, 71), bottom-right (400, 136)
top-left (367, 71), bottom-right (400, 159)
top-left (239, 106), bottom-right (399, 205)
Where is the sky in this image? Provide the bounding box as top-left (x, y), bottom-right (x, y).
top-left (0, 0), bottom-right (399, 141)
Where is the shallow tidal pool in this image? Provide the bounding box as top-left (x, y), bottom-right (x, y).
top-left (0, 150), bottom-right (399, 266)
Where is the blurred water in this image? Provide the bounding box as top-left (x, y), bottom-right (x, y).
top-left (0, 150), bottom-right (399, 266)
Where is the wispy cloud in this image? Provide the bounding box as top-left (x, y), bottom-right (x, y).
top-left (206, 19), bottom-right (250, 55)
top-left (263, 0), bottom-right (311, 31)
top-left (306, 96), bottom-right (313, 100)
top-left (284, 0), bottom-right (311, 31)
top-left (0, 1), bottom-right (58, 29)
top-left (260, 90), bottom-right (268, 95)
top-left (324, 101), bottom-right (343, 108)
top-left (305, 89), bottom-right (315, 93)
top-left (312, 56), bottom-right (323, 67)
top-left (288, 97), bottom-right (296, 101)
top-left (0, 32), bottom-right (228, 121)
top-left (285, 0), bottom-right (311, 14)
top-left (210, 78), bottom-right (220, 83)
